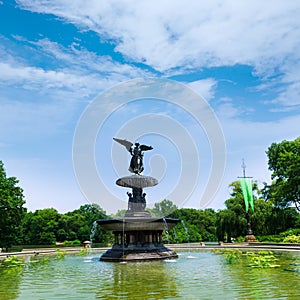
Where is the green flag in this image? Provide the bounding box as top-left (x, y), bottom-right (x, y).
top-left (240, 178), bottom-right (254, 212)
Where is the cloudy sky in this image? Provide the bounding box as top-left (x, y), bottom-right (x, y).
top-left (1, 0), bottom-right (300, 214)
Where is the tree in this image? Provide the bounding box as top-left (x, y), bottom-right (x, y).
top-left (170, 208), bottom-right (217, 242)
top-left (112, 209), bottom-right (126, 218)
top-left (20, 203), bottom-right (113, 245)
top-left (267, 207), bottom-right (300, 234)
top-left (66, 204), bottom-right (112, 244)
top-left (216, 209), bottom-right (236, 242)
top-left (216, 180), bottom-right (266, 242)
top-left (150, 199), bottom-right (178, 217)
top-left (0, 161), bottom-right (26, 250)
top-left (266, 137), bottom-right (300, 210)
top-left (22, 208), bottom-right (60, 245)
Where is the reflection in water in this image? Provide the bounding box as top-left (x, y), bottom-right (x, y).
top-left (96, 261), bottom-right (178, 299)
top-left (0, 263), bottom-right (23, 300)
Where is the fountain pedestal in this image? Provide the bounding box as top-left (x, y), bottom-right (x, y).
top-left (97, 175), bottom-right (179, 261)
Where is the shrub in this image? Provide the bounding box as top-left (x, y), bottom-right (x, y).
top-left (256, 235), bottom-right (283, 242)
top-left (280, 228), bottom-right (300, 237)
top-left (63, 239), bottom-right (81, 246)
top-left (235, 236), bottom-right (245, 243)
top-left (283, 235), bottom-right (300, 243)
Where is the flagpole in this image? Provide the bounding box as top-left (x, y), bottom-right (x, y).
top-left (238, 159), bottom-right (253, 236)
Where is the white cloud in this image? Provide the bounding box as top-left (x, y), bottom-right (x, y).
top-left (16, 1), bottom-right (300, 69)
top-left (0, 61), bottom-right (84, 89)
top-left (32, 38), bottom-right (148, 78)
top-left (187, 78), bottom-right (217, 101)
top-left (271, 63), bottom-right (300, 108)
top-left (0, 35), bottom-right (155, 141)
top-left (0, 37), bottom-right (149, 98)
top-left (15, 0), bottom-right (300, 110)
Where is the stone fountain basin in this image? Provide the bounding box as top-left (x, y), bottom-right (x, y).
top-left (116, 175), bottom-right (158, 188)
top-left (97, 217), bottom-right (179, 231)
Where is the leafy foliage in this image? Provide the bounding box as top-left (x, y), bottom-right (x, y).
top-left (257, 228), bottom-right (300, 242)
top-left (215, 249), bottom-right (280, 268)
top-left (3, 256), bottom-right (24, 268)
top-left (166, 207), bottom-right (217, 242)
top-left (112, 209), bottom-right (126, 218)
top-left (20, 204), bottom-right (113, 246)
top-left (256, 235), bottom-right (282, 243)
top-left (216, 180), bottom-right (264, 242)
top-left (0, 161), bottom-right (26, 250)
top-left (265, 137), bottom-right (300, 210)
top-left (216, 179), bottom-right (300, 242)
top-left (22, 208), bottom-right (60, 245)
top-left (63, 239), bottom-right (81, 246)
top-left (222, 249), bottom-right (243, 264)
top-left (282, 235), bottom-right (300, 243)
top-left (150, 199), bottom-right (178, 217)
top-left (246, 251), bottom-right (279, 268)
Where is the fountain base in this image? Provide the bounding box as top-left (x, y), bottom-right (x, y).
top-left (100, 244), bottom-right (178, 262)
top-left (97, 217), bottom-right (179, 262)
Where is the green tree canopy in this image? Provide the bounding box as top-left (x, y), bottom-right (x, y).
top-left (150, 199), bottom-right (178, 217)
top-left (150, 200), bottom-right (217, 243)
top-left (67, 204), bottom-right (111, 243)
top-left (266, 137), bottom-right (300, 210)
top-left (22, 208), bottom-right (60, 245)
top-left (0, 161), bottom-right (26, 250)
top-left (21, 204), bottom-right (113, 245)
top-left (216, 180), bottom-right (268, 242)
top-left (171, 208), bottom-right (217, 242)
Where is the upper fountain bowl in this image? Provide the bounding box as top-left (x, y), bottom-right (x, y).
top-left (116, 175), bottom-right (158, 189)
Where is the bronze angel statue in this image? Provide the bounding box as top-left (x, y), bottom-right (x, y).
top-left (113, 138), bottom-right (153, 174)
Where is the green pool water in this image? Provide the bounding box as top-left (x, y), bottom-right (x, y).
top-left (1, 250), bottom-right (300, 299)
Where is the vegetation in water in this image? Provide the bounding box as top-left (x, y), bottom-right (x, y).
top-left (2, 256), bottom-right (24, 268)
top-left (55, 249), bottom-right (66, 258)
top-left (223, 249), bottom-right (243, 264)
top-left (245, 251), bottom-right (280, 268)
top-left (79, 248), bottom-right (88, 256)
top-left (214, 249), bottom-right (280, 268)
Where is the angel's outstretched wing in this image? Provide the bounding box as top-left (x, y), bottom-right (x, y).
top-left (113, 138), bottom-right (133, 152)
top-left (140, 145), bottom-right (153, 151)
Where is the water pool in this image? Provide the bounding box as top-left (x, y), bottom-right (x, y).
top-left (1, 250), bottom-right (300, 299)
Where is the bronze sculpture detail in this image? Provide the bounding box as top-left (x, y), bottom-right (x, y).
top-left (113, 138), bottom-right (153, 175)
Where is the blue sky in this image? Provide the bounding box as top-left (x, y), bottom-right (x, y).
top-left (1, 0), bottom-right (300, 214)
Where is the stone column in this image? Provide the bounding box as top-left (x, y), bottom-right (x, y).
top-left (114, 234), bottom-right (119, 244)
top-left (129, 234), bottom-right (135, 243)
top-left (159, 232), bottom-right (163, 243)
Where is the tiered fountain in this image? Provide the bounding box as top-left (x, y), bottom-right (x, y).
top-left (97, 138), bottom-right (179, 261)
